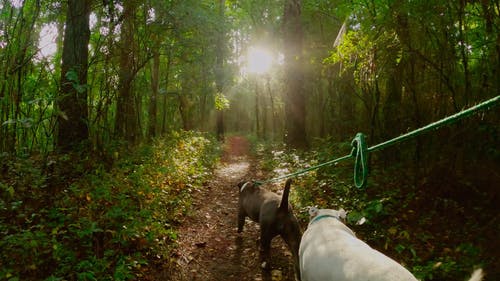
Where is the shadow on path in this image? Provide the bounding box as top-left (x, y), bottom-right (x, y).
top-left (165, 136), bottom-right (296, 281)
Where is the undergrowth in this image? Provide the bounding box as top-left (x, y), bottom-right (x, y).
top-left (0, 131), bottom-right (220, 280)
top-left (253, 137), bottom-right (493, 281)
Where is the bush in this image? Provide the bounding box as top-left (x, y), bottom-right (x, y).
top-left (0, 131), bottom-right (220, 280)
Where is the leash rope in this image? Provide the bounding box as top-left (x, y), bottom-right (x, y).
top-left (255, 95), bottom-right (500, 188)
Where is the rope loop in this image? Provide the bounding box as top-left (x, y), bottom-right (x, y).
top-left (351, 133), bottom-right (368, 188)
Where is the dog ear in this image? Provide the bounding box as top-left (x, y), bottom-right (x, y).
top-left (338, 208), bottom-right (347, 219)
top-left (308, 206), bottom-right (319, 218)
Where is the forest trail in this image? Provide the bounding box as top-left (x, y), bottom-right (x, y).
top-left (163, 136), bottom-right (297, 281)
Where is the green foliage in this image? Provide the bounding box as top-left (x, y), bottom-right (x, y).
top-left (64, 69), bottom-right (87, 94)
top-left (254, 137), bottom-right (489, 281)
top-left (214, 92), bottom-right (230, 110)
top-left (0, 131), bottom-right (219, 280)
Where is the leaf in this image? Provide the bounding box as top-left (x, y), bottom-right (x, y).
top-left (2, 119), bottom-right (17, 126)
top-left (214, 92), bottom-right (230, 110)
top-left (74, 84), bottom-right (88, 94)
top-left (27, 98), bottom-right (43, 105)
top-left (347, 210), bottom-right (363, 224)
top-left (19, 118), bottom-right (33, 128)
top-left (65, 70), bottom-right (79, 83)
top-left (399, 230), bottom-right (410, 240)
top-left (409, 247), bottom-right (417, 258)
top-left (356, 217), bottom-right (366, 225)
top-left (271, 269), bottom-right (283, 281)
top-left (388, 226), bottom-right (398, 235)
top-left (395, 244), bottom-right (406, 253)
top-left (195, 241), bottom-right (207, 248)
top-left (58, 110), bottom-right (68, 121)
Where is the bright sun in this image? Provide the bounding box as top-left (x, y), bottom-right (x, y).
top-left (246, 46), bottom-right (273, 75)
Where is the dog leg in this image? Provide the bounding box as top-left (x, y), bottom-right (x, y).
top-left (260, 229), bottom-right (272, 269)
top-left (281, 233), bottom-right (301, 280)
top-left (237, 209), bottom-right (245, 233)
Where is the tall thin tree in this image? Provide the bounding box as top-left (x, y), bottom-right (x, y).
top-left (283, 0), bottom-right (307, 148)
top-left (115, 0), bottom-right (139, 143)
top-left (148, 40), bottom-right (160, 140)
top-left (215, 0), bottom-right (226, 141)
top-left (58, 0), bottom-right (91, 152)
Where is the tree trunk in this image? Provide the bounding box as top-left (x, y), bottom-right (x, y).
top-left (178, 93), bottom-right (193, 131)
top-left (115, 0), bottom-right (139, 143)
top-left (262, 84), bottom-right (268, 140)
top-left (58, 0), bottom-right (91, 152)
top-left (215, 0), bottom-right (226, 141)
top-left (266, 76), bottom-right (278, 140)
top-left (383, 63), bottom-right (403, 139)
top-left (148, 48), bottom-right (160, 140)
top-left (458, 0), bottom-right (471, 106)
top-left (254, 81), bottom-right (261, 138)
top-left (283, 0), bottom-right (307, 148)
top-left (162, 50), bottom-right (173, 134)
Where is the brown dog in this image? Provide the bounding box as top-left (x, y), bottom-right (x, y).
top-left (236, 179), bottom-right (302, 280)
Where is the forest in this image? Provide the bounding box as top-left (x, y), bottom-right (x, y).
top-left (0, 0), bottom-right (498, 280)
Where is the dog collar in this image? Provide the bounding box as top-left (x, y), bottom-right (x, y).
top-left (310, 214), bottom-right (342, 225)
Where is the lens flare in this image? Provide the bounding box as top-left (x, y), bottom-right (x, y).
top-left (247, 46), bottom-right (273, 74)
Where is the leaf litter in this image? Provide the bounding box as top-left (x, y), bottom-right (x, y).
top-left (150, 136), bottom-right (296, 281)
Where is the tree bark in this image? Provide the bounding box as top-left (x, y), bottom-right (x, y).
top-left (283, 0), bottom-right (307, 148)
top-left (58, 0), bottom-right (91, 152)
top-left (161, 51), bottom-right (172, 134)
top-left (254, 80), bottom-right (261, 138)
top-left (115, 0), bottom-right (139, 143)
top-left (266, 76), bottom-right (278, 140)
top-left (178, 93), bottom-right (193, 131)
top-left (148, 48), bottom-right (160, 140)
top-left (215, 0), bottom-right (226, 141)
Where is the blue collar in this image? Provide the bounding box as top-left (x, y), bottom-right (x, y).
top-left (310, 214), bottom-right (342, 225)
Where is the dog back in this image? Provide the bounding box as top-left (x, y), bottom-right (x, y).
top-left (300, 210), bottom-right (417, 281)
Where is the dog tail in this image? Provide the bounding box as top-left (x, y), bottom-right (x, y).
top-left (279, 179), bottom-right (292, 212)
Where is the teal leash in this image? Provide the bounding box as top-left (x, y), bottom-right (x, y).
top-left (255, 95), bottom-right (500, 189)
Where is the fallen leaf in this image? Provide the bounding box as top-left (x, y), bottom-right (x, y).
top-left (195, 241), bottom-right (207, 248)
top-left (271, 269), bottom-right (283, 281)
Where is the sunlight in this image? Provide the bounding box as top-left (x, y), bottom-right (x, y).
top-left (9, 0), bottom-right (23, 8)
top-left (246, 46), bottom-right (273, 75)
top-left (35, 13), bottom-right (97, 62)
top-left (37, 23), bottom-right (58, 60)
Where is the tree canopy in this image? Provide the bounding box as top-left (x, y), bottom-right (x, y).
top-left (1, 0), bottom-right (497, 152)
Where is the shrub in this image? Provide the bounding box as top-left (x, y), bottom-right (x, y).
top-left (0, 131), bottom-right (220, 280)
top-left (253, 137), bottom-right (487, 281)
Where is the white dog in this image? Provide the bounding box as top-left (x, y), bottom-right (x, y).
top-left (299, 207), bottom-right (418, 281)
top-left (299, 207), bottom-right (485, 281)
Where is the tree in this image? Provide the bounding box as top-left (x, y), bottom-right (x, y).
top-left (115, 0), bottom-right (140, 143)
top-left (215, 0), bottom-right (226, 141)
top-left (148, 44), bottom-right (160, 140)
top-left (283, 0), bottom-right (307, 148)
top-left (58, 0), bottom-right (92, 152)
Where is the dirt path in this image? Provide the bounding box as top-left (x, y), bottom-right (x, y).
top-left (165, 136), bottom-right (297, 281)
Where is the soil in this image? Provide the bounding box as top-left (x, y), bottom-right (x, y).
top-left (153, 136), bottom-right (298, 281)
